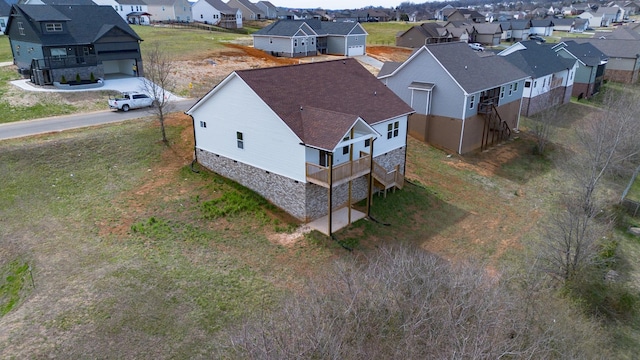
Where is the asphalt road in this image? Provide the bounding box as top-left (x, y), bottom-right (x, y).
top-left (0, 99), bottom-right (196, 141)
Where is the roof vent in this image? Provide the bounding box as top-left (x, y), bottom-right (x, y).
top-left (374, 91), bottom-right (377, 96)
top-left (300, 106), bottom-right (303, 111)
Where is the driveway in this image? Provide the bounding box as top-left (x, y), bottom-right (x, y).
top-left (10, 76), bottom-right (185, 101)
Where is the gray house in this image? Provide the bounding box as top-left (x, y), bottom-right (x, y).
top-left (255, 0), bottom-right (277, 19)
top-left (6, 4), bottom-right (143, 85)
top-left (378, 42), bottom-right (529, 154)
top-left (499, 41), bottom-right (577, 116)
top-left (553, 40), bottom-right (608, 99)
top-left (565, 38), bottom-right (640, 84)
top-left (0, 0), bottom-right (10, 34)
top-left (227, 0), bottom-right (263, 20)
top-left (395, 22), bottom-right (452, 48)
top-left (252, 19), bottom-right (368, 57)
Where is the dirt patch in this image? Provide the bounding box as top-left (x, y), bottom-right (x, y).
top-left (367, 46), bottom-right (413, 63)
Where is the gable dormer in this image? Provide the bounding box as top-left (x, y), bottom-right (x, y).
top-left (40, 20), bottom-right (67, 34)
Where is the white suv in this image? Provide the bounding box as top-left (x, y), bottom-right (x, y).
top-left (468, 43), bottom-right (484, 51)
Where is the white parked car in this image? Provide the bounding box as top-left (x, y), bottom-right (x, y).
top-left (468, 43), bottom-right (484, 51)
top-left (108, 92), bottom-right (154, 112)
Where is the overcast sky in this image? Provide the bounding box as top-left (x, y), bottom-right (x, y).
top-left (274, 1), bottom-right (401, 10)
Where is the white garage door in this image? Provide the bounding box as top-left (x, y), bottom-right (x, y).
top-left (347, 45), bottom-right (364, 56)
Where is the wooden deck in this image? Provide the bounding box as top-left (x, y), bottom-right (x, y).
top-left (306, 154), bottom-right (371, 188)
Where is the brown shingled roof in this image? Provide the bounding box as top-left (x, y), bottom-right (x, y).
top-left (233, 58), bottom-right (414, 147)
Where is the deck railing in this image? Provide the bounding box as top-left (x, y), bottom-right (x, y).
top-left (306, 154), bottom-right (371, 188)
top-left (373, 163), bottom-right (404, 190)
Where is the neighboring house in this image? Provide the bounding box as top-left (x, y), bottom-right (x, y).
top-left (498, 41), bottom-right (577, 116)
top-left (573, 18), bottom-right (589, 32)
top-left (447, 26), bottom-right (469, 42)
top-left (471, 22), bottom-right (502, 45)
top-left (185, 58), bottom-right (414, 232)
top-left (447, 9), bottom-right (485, 23)
top-left (252, 19), bottom-right (367, 57)
top-left (509, 20), bottom-right (531, 41)
top-left (395, 22), bottom-right (452, 48)
top-left (227, 0), bottom-right (263, 20)
top-left (255, 0), bottom-right (276, 19)
top-left (0, 0), bottom-right (10, 34)
top-left (553, 18), bottom-right (575, 32)
top-left (143, 0), bottom-right (192, 22)
top-left (6, 4), bottom-right (143, 85)
top-left (192, 0), bottom-right (241, 29)
top-left (93, 0), bottom-right (152, 25)
top-left (378, 42), bottom-right (529, 154)
top-left (530, 19), bottom-right (554, 36)
top-left (553, 40), bottom-right (608, 99)
top-left (436, 4), bottom-right (454, 21)
top-left (598, 5), bottom-right (623, 23)
top-left (498, 21), bottom-right (512, 41)
top-left (567, 38), bottom-right (640, 83)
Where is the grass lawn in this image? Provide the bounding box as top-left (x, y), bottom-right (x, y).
top-left (362, 21), bottom-right (420, 46)
top-left (0, 35), bottom-right (12, 63)
top-left (627, 176), bottom-right (640, 202)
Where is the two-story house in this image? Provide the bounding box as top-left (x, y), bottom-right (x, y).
top-left (192, 0), bottom-right (242, 29)
top-left (395, 22), bottom-right (452, 48)
top-left (227, 0), bottom-right (263, 20)
top-left (6, 4), bottom-right (143, 85)
top-left (186, 58), bottom-right (414, 234)
top-left (499, 41), bottom-right (577, 116)
top-left (143, 0), bottom-right (192, 22)
top-left (93, 0), bottom-right (152, 25)
top-left (0, 0), bottom-right (10, 34)
top-left (553, 40), bottom-right (608, 99)
top-left (378, 42), bottom-right (529, 154)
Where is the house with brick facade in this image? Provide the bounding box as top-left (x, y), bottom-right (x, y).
top-left (498, 40), bottom-right (577, 116)
top-left (186, 59), bottom-right (414, 233)
top-left (378, 42), bottom-right (529, 154)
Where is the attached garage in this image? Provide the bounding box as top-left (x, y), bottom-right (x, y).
top-left (102, 59), bottom-right (136, 76)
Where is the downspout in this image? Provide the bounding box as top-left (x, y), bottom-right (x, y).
top-left (328, 152), bottom-right (333, 236)
top-left (186, 112), bottom-right (199, 172)
top-left (348, 128), bottom-right (354, 225)
top-left (458, 93), bottom-right (468, 154)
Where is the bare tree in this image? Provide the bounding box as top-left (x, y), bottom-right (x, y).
top-left (141, 42), bottom-right (176, 144)
top-left (530, 104), bottom-right (560, 155)
top-left (539, 90), bottom-right (640, 283)
top-left (227, 245), bottom-right (609, 359)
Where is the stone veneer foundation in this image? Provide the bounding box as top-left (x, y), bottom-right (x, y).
top-left (196, 147), bottom-right (406, 222)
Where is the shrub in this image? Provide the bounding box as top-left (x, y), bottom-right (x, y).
top-left (60, 75), bottom-right (67, 84)
top-left (90, 72), bottom-right (95, 82)
top-left (75, 73), bottom-right (81, 83)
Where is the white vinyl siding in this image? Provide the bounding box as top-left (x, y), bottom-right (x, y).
top-left (192, 75), bottom-right (306, 181)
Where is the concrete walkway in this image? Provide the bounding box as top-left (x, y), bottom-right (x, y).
top-left (355, 55), bottom-right (384, 70)
top-left (10, 76), bottom-right (185, 101)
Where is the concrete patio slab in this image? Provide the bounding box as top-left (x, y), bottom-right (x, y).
top-left (307, 207), bottom-right (367, 236)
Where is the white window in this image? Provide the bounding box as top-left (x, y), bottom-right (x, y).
top-left (237, 132), bottom-right (244, 149)
top-left (387, 121), bottom-right (399, 139)
top-left (18, 22), bottom-right (24, 35)
top-left (514, 82), bottom-right (518, 92)
top-left (50, 48), bottom-right (67, 59)
top-left (500, 86), bottom-right (505, 99)
top-left (45, 23), bottom-right (63, 32)
top-left (525, 81), bottom-right (531, 88)
top-left (199, 121), bottom-right (206, 128)
top-left (470, 95), bottom-right (475, 109)
top-left (294, 39), bottom-right (298, 46)
top-left (509, 84), bottom-right (513, 96)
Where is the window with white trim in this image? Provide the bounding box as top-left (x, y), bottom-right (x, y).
top-left (500, 86), bottom-right (505, 99)
top-left (18, 22), bottom-right (24, 35)
top-left (236, 131), bottom-right (244, 149)
top-left (514, 82), bottom-right (518, 92)
top-left (45, 23), bottom-right (63, 32)
top-left (469, 95), bottom-right (475, 109)
top-left (387, 121), bottom-right (399, 139)
top-left (199, 121), bottom-right (206, 128)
